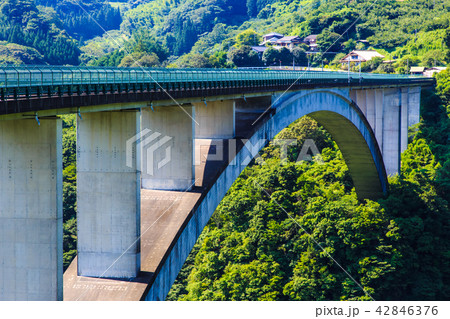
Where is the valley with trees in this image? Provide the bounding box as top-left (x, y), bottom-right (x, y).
top-left (166, 80), bottom-right (450, 300)
top-left (0, 0), bottom-right (448, 300)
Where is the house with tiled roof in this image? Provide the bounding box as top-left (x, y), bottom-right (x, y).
top-left (251, 46), bottom-right (268, 59)
top-left (275, 36), bottom-right (303, 49)
top-left (262, 33), bottom-right (284, 42)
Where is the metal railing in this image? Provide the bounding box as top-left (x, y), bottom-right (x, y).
top-left (0, 65), bottom-right (430, 87)
top-left (0, 65), bottom-right (434, 102)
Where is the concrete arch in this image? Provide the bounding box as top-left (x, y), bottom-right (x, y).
top-left (145, 89), bottom-right (388, 300)
top-left (273, 89), bottom-right (388, 200)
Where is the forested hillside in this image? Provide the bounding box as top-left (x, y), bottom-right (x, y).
top-left (1, 0), bottom-right (450, 70)
top-left (85, 0), bottom-right (450, 70)
top-left (0, 0), bottom-right (120, 64)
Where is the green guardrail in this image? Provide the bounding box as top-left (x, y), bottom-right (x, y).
top-left (0, 65), bottom-right (431, 89)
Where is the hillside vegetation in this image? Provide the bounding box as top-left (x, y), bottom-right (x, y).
top-left (1, 0), bottom-right (450, 69)
top-left (87, 0), bottom-right (450, 70)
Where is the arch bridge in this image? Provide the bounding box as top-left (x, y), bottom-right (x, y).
top-left (0, 66), bottom-right (434, 300)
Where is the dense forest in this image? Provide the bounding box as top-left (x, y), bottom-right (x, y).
top-left (1, 0), bottom-right (447, 300)
top-left (85, 0), bottom-right (450, 70)
top-left (1, 0), bottom-right (450, 70)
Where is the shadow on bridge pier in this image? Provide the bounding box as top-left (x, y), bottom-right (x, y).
top-left (63, 98), bottom-right (272, 300)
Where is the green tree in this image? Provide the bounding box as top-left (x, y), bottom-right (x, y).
top-left (317, 29), bottom-right (343, 53)
top-left (228, 45), bottom-right (262, 67)
top-left (61, 115), bottom-right (78, 270)
top-left (235, 29), bottom-right (260, 47)
top-left (262, 47), bottom-right (279, 66)
top-left (176, 53), bottom-right (212, 68)
top-left (278, 47), bottom-right (293, 65)
top-left (292, 47), bottom-right (308, 66)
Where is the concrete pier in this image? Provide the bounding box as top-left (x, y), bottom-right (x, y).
top-left (77, 111), bottom-right (140, 278)
top-left (381, 88), bottom-right (401, 176)
top-left (194, 100), bottom-right (236, 187)
top-left (350, 87), bottom-right (420, 176)
top-left (141, 106), bottom-right (194, 191)
top-left (0, 118), bottom-right (63, 300)
top-left (194, 100), bottom-right (235, 139)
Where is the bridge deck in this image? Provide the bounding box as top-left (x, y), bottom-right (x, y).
top-left (0, 66), bottom-right (434, 118)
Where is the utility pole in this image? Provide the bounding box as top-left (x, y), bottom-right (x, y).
top-left (359, 60), bottom-right (361, 82)
top-left (348, 58), bottom-right (350, 83)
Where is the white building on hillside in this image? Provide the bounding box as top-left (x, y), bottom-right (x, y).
top-left (340, 50), bottom-right (385, 66)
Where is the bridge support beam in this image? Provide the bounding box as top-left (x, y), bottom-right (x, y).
top-left (0, 118), bottom-right (62, 300)
top-left (141, 106), bottom-right (194, 191)
top-left (77, 111), bottom-right (140, 278)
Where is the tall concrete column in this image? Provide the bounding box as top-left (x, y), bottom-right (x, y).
top-left (382, 88), bottom-right (401, 175)
top-left (365, 89), bottom-right (376, 131)
top-left (0, 118), bottom-right (63, 300)
top-left (355, 90), bottom-right (367, 116)
top-left (77, 111), bottom-right (140, 278)
top-left (374, 89), bottom-right (385, 153)
top-left (400, 88), bottom-right (409, 153)
top-left (407, 87), bottom-right (421, 127)
top-left (194, 100), bottom-right (235, 188)
top-left (141, 106), bottom-right (194, 191)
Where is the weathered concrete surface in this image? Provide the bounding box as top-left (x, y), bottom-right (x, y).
top-left (309, 111), bottom-right (384, 200)
top-left (347, 87), bottom-right (421, 176)
top-left (63, 106), bottom-right (264, 301)
top-left (194, 100), bottom-right (235, 139)
top-left (141, 106), bottom-right (194, 190)
top-left (77, 111), bottom-right (140, 278)
top-left (0, 118), bottom-right (63, 300)
top-left (194, 99), bottom-right (236, 188)
top-left (194, 139), bottom-right (228, 188)
top-left (140, 190), bottom-right (201, 274)
top-left (63, 189), bottom-right (200, 300)
top-left (381, 88), bottom-right (401, 176)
